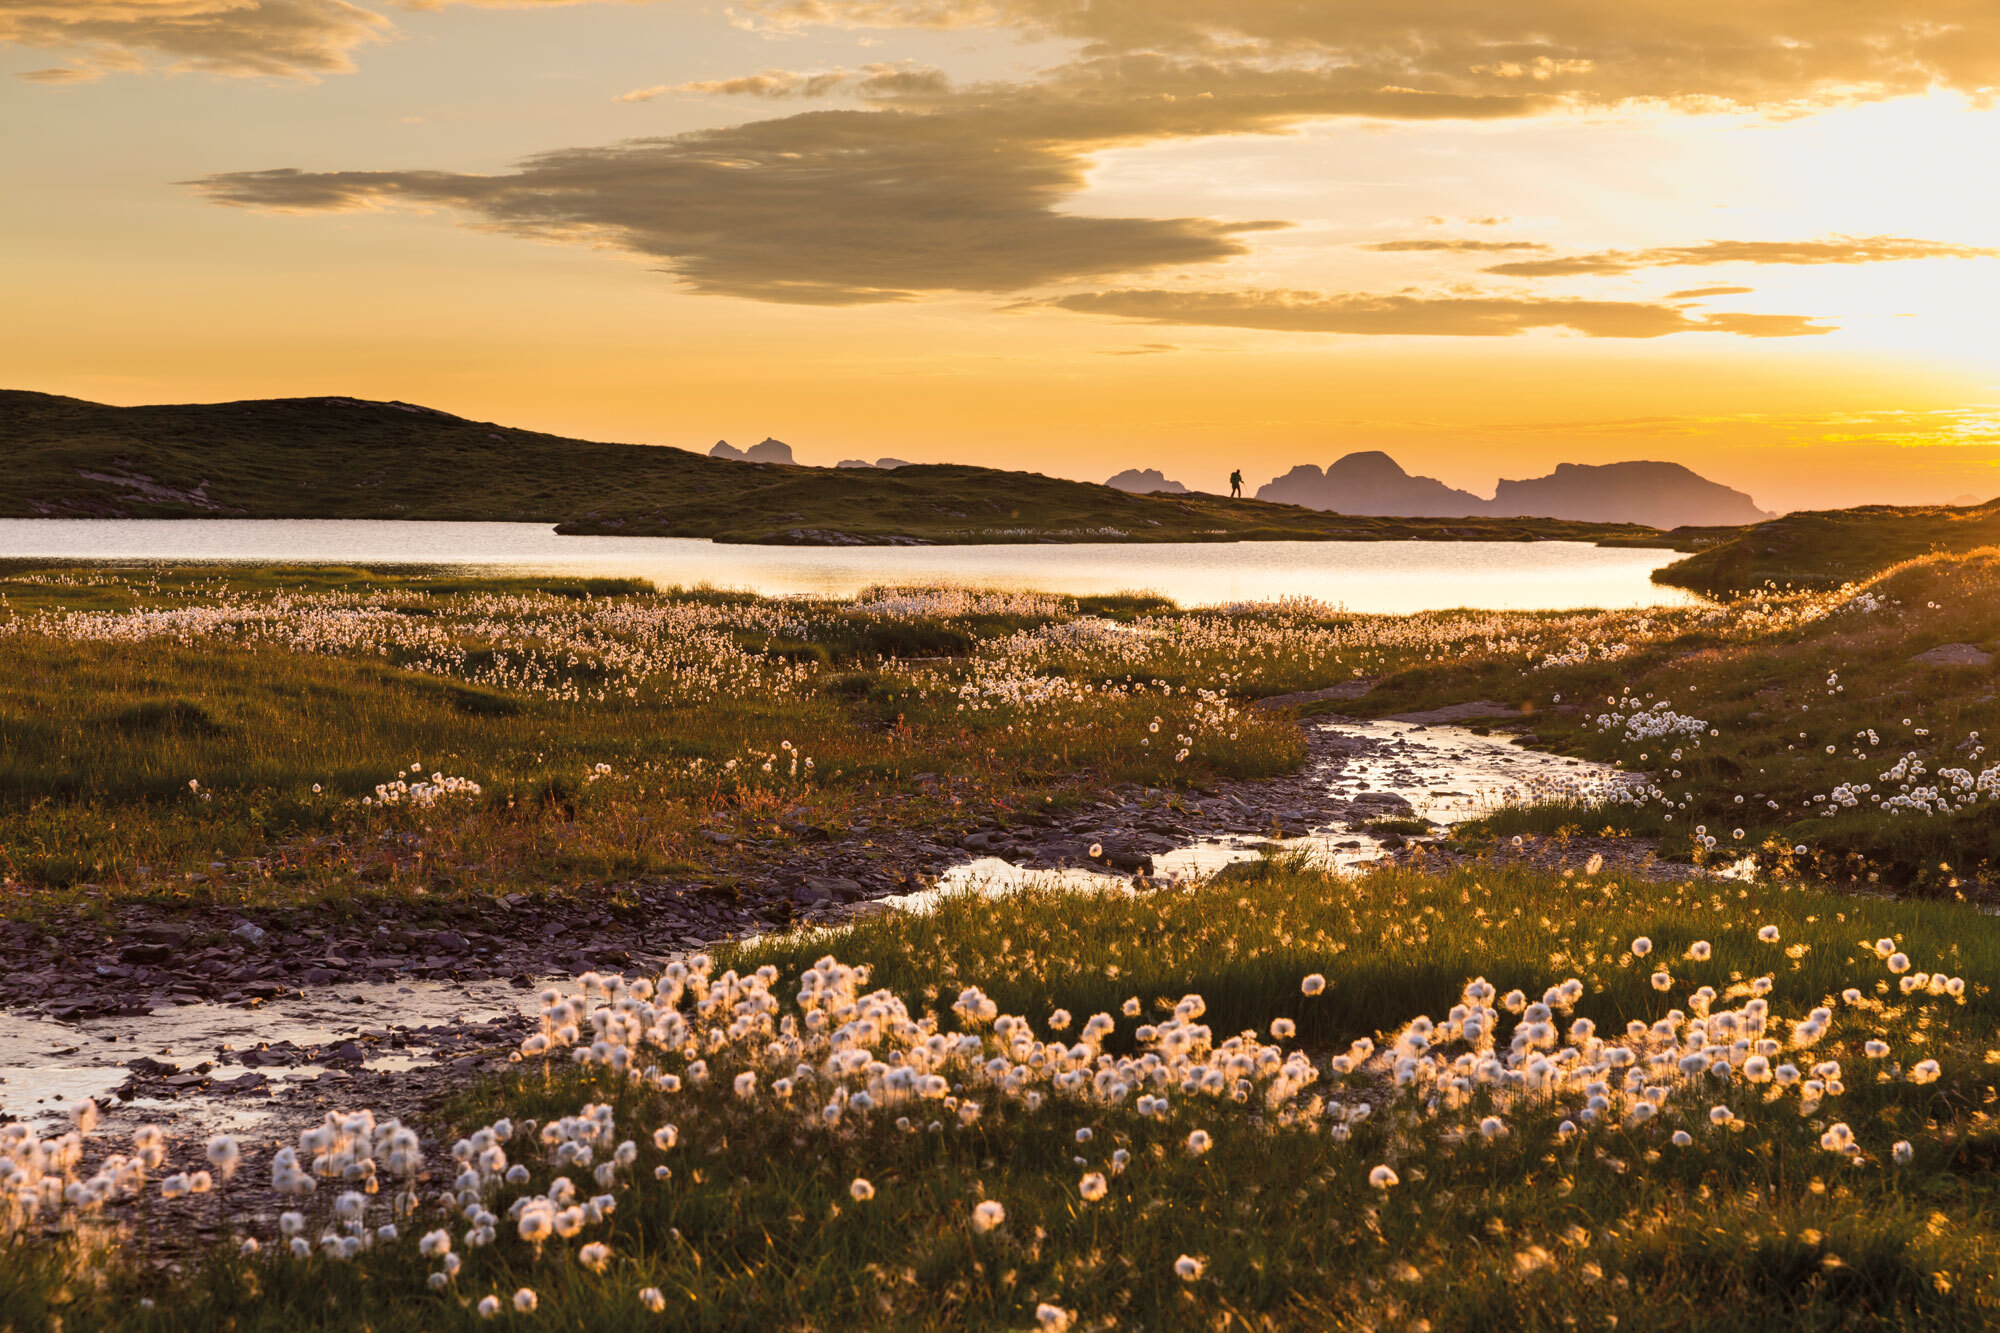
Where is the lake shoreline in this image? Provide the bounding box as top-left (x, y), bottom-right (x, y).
top-left (0, 520), bottom-right (1707, 610)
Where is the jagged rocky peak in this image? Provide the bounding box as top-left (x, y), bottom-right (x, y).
top-left (1252, 449), bottom-right (1769, 527)
top-left (1488, 461), bottom-right (1770, 528)
top-left (1256, 451), bottom-right (1485, 517)
top-left (709, 438), bottom-right (796, 465)
top-left (1105, 468), bottom-right (1190, 495)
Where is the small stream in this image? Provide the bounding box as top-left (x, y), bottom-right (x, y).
top-left (0, 720), bottom-right (1638, 1135)
top-left (0, 980), bottom-right (537, 1135)
top-left (917, 719), bottom-right (1638, 903)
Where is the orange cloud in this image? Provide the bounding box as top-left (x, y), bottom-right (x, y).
top-left (1488, 236), bottom-right (2000, 277)
top-left (738, 0), bottom-right (2000, 109)
top-left (1362, 240), bottom-right (1551, 254)
top-left (3, 0), bottom-right (388, 81)
top-left (1039, 288), bottom-right (1834, 339)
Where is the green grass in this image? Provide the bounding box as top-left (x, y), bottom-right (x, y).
top-left (1655, 498), bottom-right (2000, 597)
top-left (1357, 548), bottom-right (2000, 891)
top-left (1, 389), bottom-right (1698, 549)
top-left (10, 557), bottom-right (2000, 1328)
top-left (0, 568), bottom-right (1321, 913)
top-left (13, 859), bottom-right (2000, 1329)
top-left (1362, 816), bottom-right (1434, 838)
top-left (12, 548), bottom-right (2000, 915)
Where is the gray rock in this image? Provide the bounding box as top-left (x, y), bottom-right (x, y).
top-left (229, 921), bottom-right (268, 948)
top-left (1912, 642), bottom-right (1993, 668)
top-left (1384, 700), bottom-right (1519, 724)
top-left (798, 876), bottom-right (863, 904)
top-left (1089, 841), bottom-right (1154, 874)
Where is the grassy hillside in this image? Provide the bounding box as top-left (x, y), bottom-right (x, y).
top-left (0, 390), bottom-right (1695, 548)
top-left (1655, 497), bottom-right (2000, 597)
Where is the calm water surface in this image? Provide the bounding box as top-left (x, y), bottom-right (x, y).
top-left (0, 519), bottom-right (1703, 612)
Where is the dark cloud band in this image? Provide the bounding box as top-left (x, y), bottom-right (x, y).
top-left (192, 113), bottom-right (1281, 304)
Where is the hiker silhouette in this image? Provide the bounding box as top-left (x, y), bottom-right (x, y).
top-left (1229, 468), bottom-right (1243, 498)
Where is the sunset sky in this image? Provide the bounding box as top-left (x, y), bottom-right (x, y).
top-left (6, 2), bottom-right (1999, 512)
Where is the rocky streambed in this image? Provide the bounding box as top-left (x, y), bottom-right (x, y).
top-left (0, 705), bottom-right (1650, 1154)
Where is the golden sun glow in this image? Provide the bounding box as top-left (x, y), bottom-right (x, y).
top-left (4, 4), bottom-right (1999, 509)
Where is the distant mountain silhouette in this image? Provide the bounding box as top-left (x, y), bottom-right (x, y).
top-left (1256, 452), bottom-right (1485, 517)
top-left (0, 388), bottom-right (1702, 548)
top-left (836, 457), bottom-right (916, 470)
top-left (710, 437), bottom-right (795, 464)
top-left (1255, 450), bottom-right (1769, 528)
top-left (1106, 468), bottom-right (1190, 495)
top-left (1489, 461), bottom-right (1769, 528)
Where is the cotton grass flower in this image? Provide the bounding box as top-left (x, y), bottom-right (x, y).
top-left (1079, 1172), bottom-right (1108, 1201)
top-left (1175, 1255), bottom-right (1206, 1280)
top-left (205, 1134), bottom-right (241, 1180)
top-left (512, 1288), bottom-right (538, 1313)
top-left (639, 1287), bottom-right (667, 1313)
top-left (1893, 1141), bottom-right (1915, 1165)
top-left (1035, 1304), bottom-right (1073, 1331)
top-left (849, 1178), bottom-right (875, 1202)
top-left (1630, 937), bottom-right (1652, 957)
top-left (578, 1242), bottom-right (612, 1273)
top-left (1301, 973), bottom-right (1327, 996)
top-left (971, 1200), bottom-right (1005, 1233)
top-left (1186, 1129), bottom-right (1212, 1156)
top-left (1369, 1165), bottom-right (1398, 1189)
top-left (1758, 925), bottom-right (1781, 943)
top-left (477, 1296), bottom-right (501, 1319)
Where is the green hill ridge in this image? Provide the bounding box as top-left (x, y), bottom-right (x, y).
top-left (1653, 496), bottom-right (2000, 596)
top-left (0, 390), bottom-right (1694, 549)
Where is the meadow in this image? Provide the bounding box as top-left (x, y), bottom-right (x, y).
top-left (5, 549), bottom-right (2000, 1329)
top-left (8, 859), bottom-right (2000, 1330)
top-left (1653, 496), bottom-right (2000, 598)
top-left (1358, 550), bottom-right (2000, 891)
top-left (0, 561), bottom-right (1694, 918)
